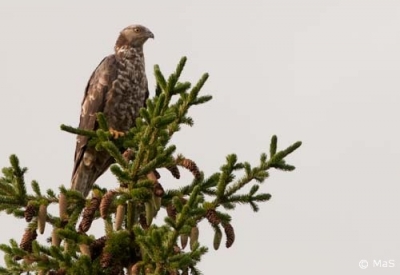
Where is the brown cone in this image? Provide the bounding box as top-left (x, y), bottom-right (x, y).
top-left (100, 190), bottom-right (116, 219)
top-left (153, 169), bottom-right (160, 179)
top-left (100, 251), bottom-right (113, 268)
top-left (38, 204), bottom-right (47, 234)
top-left (24, 203), bottom-right (36, 222)
top-left (20, 229), bottom-right (37, 252)
top-left (114, 204), bottom-right (125, 231)
top-left (153, 182), bottom-right (165, 197)
top-left (79, 244), bottom-right (91, 257)
top-left (122, 148), bottom-right (135, 161)
top-left (166, 165), bottom-right (180, 179)
top-left (58, 193), bottom-right (68, 221)
top-left (180, 234), bottom-right (188, 249)
top-left (78, 196), bottom-right (101, 233)
top-left (213, 228), bottom-right (222, 250)
top-left (90, 236), bottom-right (107, 261)
top-left (178, 158), bottom-right (201, 179)
top-left (166, 204), bottom-right (177, 220)
top-left (223, 223), bottom-right (235, 248)
top-left (189, 226), bottom-right (199, 251)
top-left (51, 228), bottom-right (61, 247)
top-left (205, 209), bottom-right (221, 226)
top-left (130, 263), bottom-right (140, 275)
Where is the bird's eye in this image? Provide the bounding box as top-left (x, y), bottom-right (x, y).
top-left (133, 28), bottom-right (140, 33)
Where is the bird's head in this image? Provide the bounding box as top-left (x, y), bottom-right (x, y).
top-left (115, 24), bottom-right (154, 51)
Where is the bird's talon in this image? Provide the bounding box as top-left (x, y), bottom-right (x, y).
top-left (109, 128), bottom-right (125, 139)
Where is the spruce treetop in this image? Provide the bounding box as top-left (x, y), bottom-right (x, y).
top-left (0, 57), bottom-right (301, 275)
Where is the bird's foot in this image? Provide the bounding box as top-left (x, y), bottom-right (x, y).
top-left (109, 128), bottom-right (125, 139)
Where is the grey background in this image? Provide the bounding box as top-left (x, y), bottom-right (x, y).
top-left (1, 1), bottom-right (399, 274)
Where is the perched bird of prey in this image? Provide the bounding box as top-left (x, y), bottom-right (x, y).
top-left (71, 24), bottom-right (154, 197)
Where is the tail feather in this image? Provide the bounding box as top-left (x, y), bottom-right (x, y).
top-left (71, 148), bottom-right (113, 197)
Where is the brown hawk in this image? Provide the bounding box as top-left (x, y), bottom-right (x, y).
top-left (71, 25), bottom-right (154, 197)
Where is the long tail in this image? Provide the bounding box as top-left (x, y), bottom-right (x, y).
top-left (71, 148), bottom-right (113, 197)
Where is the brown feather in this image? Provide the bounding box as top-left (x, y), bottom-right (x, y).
top-left (71, 24), bottom-right (153, 197)
top-left (72, 55), bottom-right (117, 178)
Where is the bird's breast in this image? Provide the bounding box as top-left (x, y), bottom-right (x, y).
top-left (104, 51), bottom-right (148, 131)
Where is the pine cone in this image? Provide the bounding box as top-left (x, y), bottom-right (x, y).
top-left (153, 196), bottom-right (161, 210)
top-left (180, 234), bottom-right (188, 249)
top-left (79, 244), bottom-right (91, 257)
top-left (122, 148), bottom-right (135, 161)
top-left (166, 165), bottom-right (180, 179)
top-left (146, 171), bottom-right (158, 182)
top-left (100, 251), bottom-right (113, 268)
top-left (166, 197), bottom-right (187, 220)
top-left (20, 229), bottom-right (37, 252)
top-left (153, 169), bottom-right (160, 179)
top-left (153, 182), bottom-right (164, 197)
top-left (189, 226), bottom-right (199, 251)
top-left (213, 228), bottom-right (222, 250)
top-left (78, 196), bottom-right (101, 233)
top-left (130, 263), bottom-right (140, 275)
top-left (166, 204), bottom-right (177, 220)
top-left (100, 190), bottom-right (116, 219)
top-left (38, 204), bottom-right (47, 234)
top-left (90, 236), bottom-right (107, 260)
top-left (24, 204), bottom-right (36, 222)
top-left (51, 228), bottom-right (61, 247)
top-left (114, 204), bottom-right (125, 231)
top-left (205, 209), bottom-right (221, 226)
top-left (58, 193), bottom-right (68, 221)
top-left (178, 158), bottom-right (201, 179)
top-left (223, 223), bottom-right (235, 248)
top-left (145, 266), bottom-right (153, 274)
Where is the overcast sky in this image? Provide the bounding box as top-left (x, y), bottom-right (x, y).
top-left (1, 1), bottom-right (400, 274)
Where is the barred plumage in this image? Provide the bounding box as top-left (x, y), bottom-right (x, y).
top-left (71, 25), bottom-right (154, 197)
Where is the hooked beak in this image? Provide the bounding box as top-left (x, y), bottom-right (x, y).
top-left (147, 30), bottom-right (155, 39)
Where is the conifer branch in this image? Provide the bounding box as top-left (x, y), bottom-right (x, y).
top-left (60, 124), bottom-right (97, 138)
top-left (0, 57), bottom-right (302, 274)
